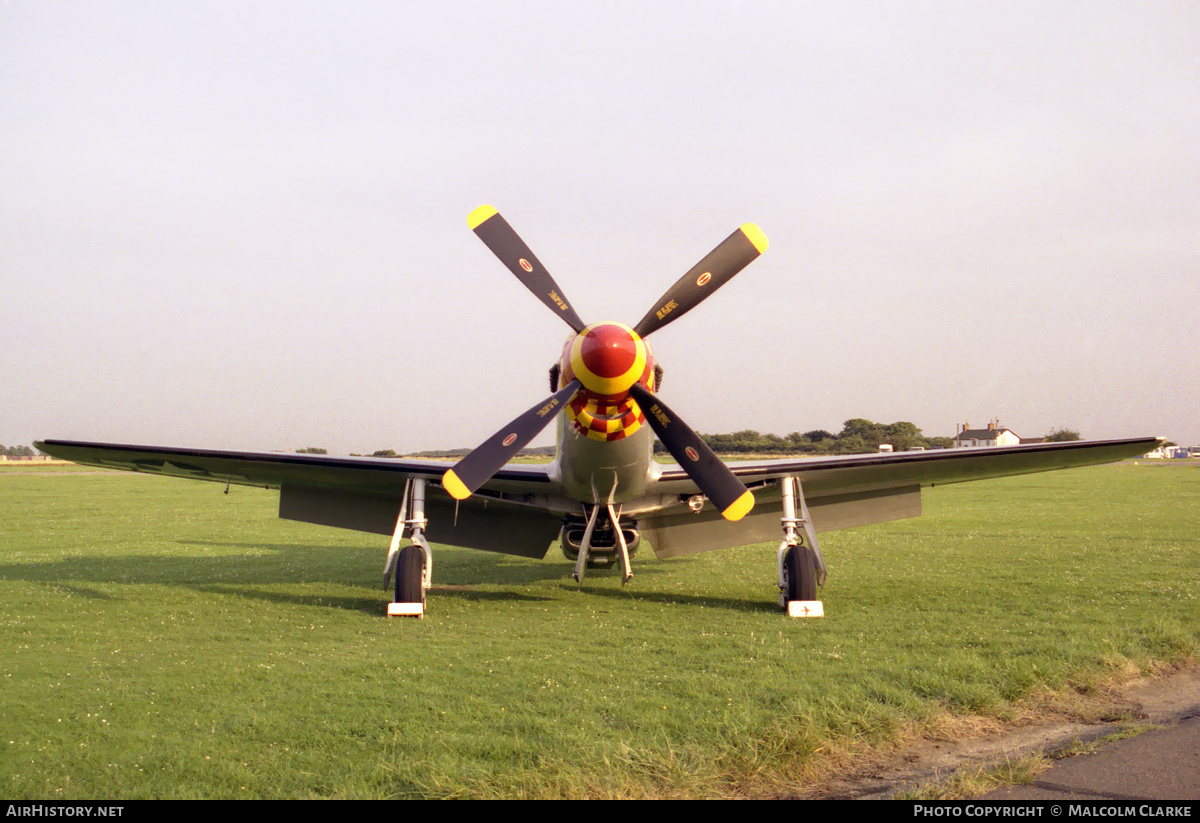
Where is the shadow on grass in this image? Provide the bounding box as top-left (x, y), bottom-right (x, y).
top-left (559, 580), bottom-right (783, 615)
top-left (0, 539), bottom-right (572, 585)
top-left (196, 582), bottom-right (557, 614)
top-left (2, 535), bottom-right (782, 615)
top-left (192, 584), bottom-right (388, 614)
top-left (2, 537), bottom-right (692, 607)
top-left (54, 583), bottom-right (120, 600)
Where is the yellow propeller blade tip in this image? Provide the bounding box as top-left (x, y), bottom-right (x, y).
top-left (740, 223), bottom-right (768, 254)
top-left (721, 490), bottom-right (755, 522)
top-left (468, 204), bottom-right (498, 230)
top-left (442, 469), bottom-right (472, 500)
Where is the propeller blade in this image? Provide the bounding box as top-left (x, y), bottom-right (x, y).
top-left (443, 380), bottom-right (582, 500)
top-left (632, 223), bottom-right (767, 338)
top-left (627, 382), bottom-right (754, 521)
top-left (468, 205), bottom-right (587, 333)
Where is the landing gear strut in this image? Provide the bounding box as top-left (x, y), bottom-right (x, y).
top-left (778, 475), bottom-right (827, 617)
top-left (572, 503), bottom-right (634, 584)
top-left (384, 478), bottom-right (432, 618)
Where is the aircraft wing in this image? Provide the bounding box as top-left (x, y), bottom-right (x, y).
top-left (33, 439), bottom-right (566, 558)
top-left (37, 436), bottom-right (1160, 561)
top-left (33, 439), bottom-right (553, 495)
top-left (657, 436), bottom-right (1161, 494)
top-left (640, 437), bottom-right (1160, 558)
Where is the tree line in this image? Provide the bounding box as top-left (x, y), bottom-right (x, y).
top-left (1, 444), bottom-right (38, 457)
top-left (337, 421), bottom-right (1087, 459)
top-left (659, 418), bottom-right (955, 455)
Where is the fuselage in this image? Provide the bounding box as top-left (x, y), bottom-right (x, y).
top-left (550, 322), bottom-right (659, 504)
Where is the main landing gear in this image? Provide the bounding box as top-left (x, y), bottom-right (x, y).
top-left (380, 475), bottom-right (826, 617)
top-left (383, 478), bottom-right (432, 618)
top-left (778, 476), bottom-right (827, 617)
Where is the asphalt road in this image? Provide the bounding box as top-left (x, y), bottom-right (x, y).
top-left (829, 667), bottom-right (1200, 800)
top-left (980, 713), bottom-right (1199, 801)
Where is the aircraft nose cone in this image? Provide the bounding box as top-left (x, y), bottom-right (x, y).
top-left (570, 322), bottom-right (648, 397)
top-left (581, 324), bottom-right (637, 378)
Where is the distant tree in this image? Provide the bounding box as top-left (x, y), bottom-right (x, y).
top-left (838, 419), bottom-right (888, 451)
top-left (1045, 428), bottom-right (1081, 442)
top-left (839, 418), bottom-right (875, 437)
top-left (837, 434), bottom-right (870, 454)
top-left (295, 447), bottom-right (328, 454)
top-left (371, 449), bottom-right (398, 458)
top-left (883, 421), bottom-right (923, 451)
top-left (839, 418), bottom-right (884, 443)
top-left (695, 419), bottom-right (954, 455)
top-left (762, 433), bottom-right (786, 451)
top-left (703, 430), bottom-right (766, 453)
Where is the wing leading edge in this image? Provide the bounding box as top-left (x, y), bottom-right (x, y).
top-left (639, 437), bottom-right (1160, 558)
top-left (33, 439), bottom-right (564, 558)
top-left (33, 439), bottom-right (554, 495)
top-left (657, 436), bottom-right (1161, 495)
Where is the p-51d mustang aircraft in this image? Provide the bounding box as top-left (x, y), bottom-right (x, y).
top-left (37, 206), bottom-right (1159, 616)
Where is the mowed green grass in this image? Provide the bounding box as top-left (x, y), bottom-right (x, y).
top-left (1, 462), bottom-right (1195, 798)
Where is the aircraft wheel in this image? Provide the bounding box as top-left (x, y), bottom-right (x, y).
top-left (394, 545), bottom-right (425, 605)
top-left (783, 544), bottom-right (817, 603)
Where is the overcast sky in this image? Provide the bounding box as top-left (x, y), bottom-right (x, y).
top-left (4, 1), bottom-right (1197, 455)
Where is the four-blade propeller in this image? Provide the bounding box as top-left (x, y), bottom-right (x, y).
top-left (468, 205), bottom-right (587, 333)
top-left (442, 380), bottom-right (582, 501)
top-left (444, 206), bottom-right (767, 522)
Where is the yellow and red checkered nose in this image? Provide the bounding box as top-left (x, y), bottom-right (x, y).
top-left (568, 322), bottom-right (648, 397)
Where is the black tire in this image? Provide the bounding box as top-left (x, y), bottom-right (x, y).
top-left (783, 544), bottom-right (817, 603)
top-left (394, 545), bottom-right (425, 605)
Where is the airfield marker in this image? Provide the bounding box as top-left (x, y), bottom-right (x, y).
top-left (787, 600), bottom-right (824, 618)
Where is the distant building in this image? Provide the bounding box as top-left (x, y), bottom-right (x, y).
top-left (953, 420), bottom-right (1021, 448)
top-left (1139, 445), bottom-right (1188, 459)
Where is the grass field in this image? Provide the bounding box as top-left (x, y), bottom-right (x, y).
top-left (1, 461), bottom-right (1196, 798)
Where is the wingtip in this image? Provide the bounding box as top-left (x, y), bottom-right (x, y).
top-left (442, 469), bottom-right (472, 500)
top-left (468, 204), bottom-right (498, 230)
